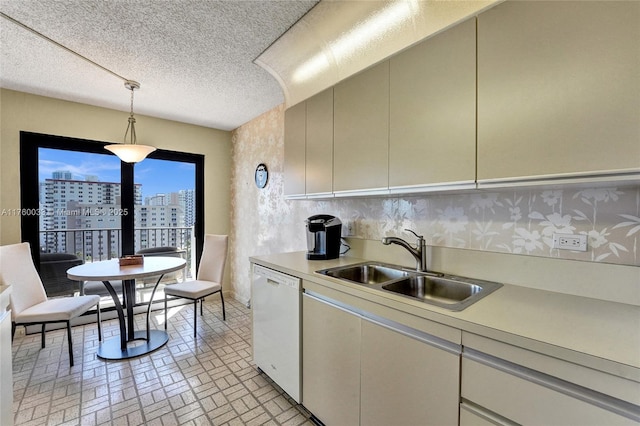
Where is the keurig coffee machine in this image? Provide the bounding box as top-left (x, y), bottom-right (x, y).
top-left (306, 215), bottom-right (342, 260)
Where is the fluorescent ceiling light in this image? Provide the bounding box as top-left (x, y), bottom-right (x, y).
top-left (293, 0), bottom-right (416, 83)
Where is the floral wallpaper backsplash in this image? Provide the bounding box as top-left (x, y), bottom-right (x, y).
top-left (230, 104), bottom-right (639, 302)
top-left (317, 187), bottom-right (640, 265)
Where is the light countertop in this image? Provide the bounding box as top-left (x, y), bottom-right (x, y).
top-left (250, 252), bottom-right (640, 383)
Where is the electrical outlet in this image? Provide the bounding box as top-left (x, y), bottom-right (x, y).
top-left (342, 220), bottom-right (356, 237)
top-left (552, 233), bottom-right (587, 252)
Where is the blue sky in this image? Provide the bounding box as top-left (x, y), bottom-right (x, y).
top-left (39, 148), bottom-right (195, 198)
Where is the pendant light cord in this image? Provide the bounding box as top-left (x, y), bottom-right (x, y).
top-left (124, 86), bottom-right (138, 145)
top-left (1, 12), bottom-right (130, 83)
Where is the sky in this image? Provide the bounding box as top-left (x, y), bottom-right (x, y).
top-left (39, 148), bottom-right (195, 199)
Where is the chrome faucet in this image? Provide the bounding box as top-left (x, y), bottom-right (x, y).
top-left (382, 229), bottom-right (427, 272)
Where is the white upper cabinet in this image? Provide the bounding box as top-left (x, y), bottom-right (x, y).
top-left (283, 1), bottom-right (640, 198)
top-left (305, 88), bottom-right (334, 196)
top-left (283, 101), bottom-right (306, 197)
top-left (477, 1), bottom-right (640, 185)
top-left (333, 61), bottom-right (390, 195)
top-left (389, 18), bottom-right (477, 192)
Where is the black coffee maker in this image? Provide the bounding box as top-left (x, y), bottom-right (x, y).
top-left (306, 215), bottom-right (342, 260)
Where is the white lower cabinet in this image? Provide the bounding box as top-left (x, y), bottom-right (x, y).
top-left (277, 266), bottom-right (639, 426)
top-left (302, 291), bottom-right (461, 425)
top-left (302, 292), bottom-right (361, 426)
top-left (360, 319), bottom-right (460, 426)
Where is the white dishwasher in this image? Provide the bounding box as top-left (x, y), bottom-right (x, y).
top-left (252, 264), bottom-right (301, 402)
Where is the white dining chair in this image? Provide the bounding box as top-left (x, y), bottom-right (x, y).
top-left (164, 234), bottom-right (228, 337)
top-left (1, 242), bottom-right (102, 367)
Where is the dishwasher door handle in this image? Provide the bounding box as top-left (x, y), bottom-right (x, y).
top-left (267, 278), bottom-right (280, 286)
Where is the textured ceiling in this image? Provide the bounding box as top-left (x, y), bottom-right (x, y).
top-left (0, 0), bottom-right (318, 131)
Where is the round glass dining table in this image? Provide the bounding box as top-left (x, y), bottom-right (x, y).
top-left (68, 256), bottom-right (186, 360)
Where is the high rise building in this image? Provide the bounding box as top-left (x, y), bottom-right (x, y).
top-left (40, 175), bottom-right (141, 256)
top-left (135, 204), bottom-right (185, 249)
top-left (52, 170), bottom-right (73, 180)
top-left (179, 189), bottom-right (195, 227)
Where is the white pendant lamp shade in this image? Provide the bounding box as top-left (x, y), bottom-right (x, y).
top-left (106, 80), bottom-right (156, 163)
top-left (105, 143), bottom-right (156, 163)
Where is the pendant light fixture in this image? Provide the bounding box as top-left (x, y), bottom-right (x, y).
top-left (105, 80), bottom-right (156, 163)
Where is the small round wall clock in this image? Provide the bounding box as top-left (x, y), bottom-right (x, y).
top-left (255, 163), bottom-right (268, 189)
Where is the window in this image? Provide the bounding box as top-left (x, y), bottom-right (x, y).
top-left (20, 132), bottom-right (204, 305)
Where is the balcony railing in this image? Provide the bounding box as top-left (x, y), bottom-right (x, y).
top-left (40, 226), bottom-right (193, 261)
top-left (38, 226), bottom-right (195, 298)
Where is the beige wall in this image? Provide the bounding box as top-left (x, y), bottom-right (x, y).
top-left (230, 104), bottom-right (640, 306)
top-left (0, 88), bottom-right (232, 253)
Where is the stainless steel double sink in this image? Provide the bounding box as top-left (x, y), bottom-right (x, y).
top-left (316, 262), bottom-right (502, 311)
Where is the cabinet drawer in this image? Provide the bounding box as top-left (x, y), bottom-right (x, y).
top-left (462, 355), bottom-right (639, 425)
top-left (462, 331), bottom-right (640, 405)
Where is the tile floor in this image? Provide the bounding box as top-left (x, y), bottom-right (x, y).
top-left (11, 297), bottom-right (313, 426)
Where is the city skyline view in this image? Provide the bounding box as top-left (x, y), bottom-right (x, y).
top-left (39, 148), bottom-right (195, 199)
top-left (38, 147), bottom-right (197, 270)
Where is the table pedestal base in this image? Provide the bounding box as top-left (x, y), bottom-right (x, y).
top-left (97, 330), bottom-right (169, 360)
